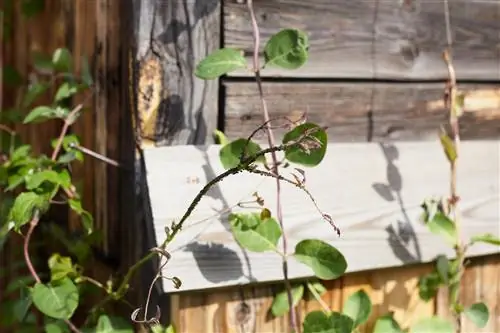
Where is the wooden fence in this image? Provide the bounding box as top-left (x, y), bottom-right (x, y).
top-left (1, 0), bottom-right (499, 333)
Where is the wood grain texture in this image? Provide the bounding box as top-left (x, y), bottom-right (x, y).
top-left (170, 263), bottom-right (435, 333)
top-left (131, 0), bottom-right (220, 146)
top-left (144, 141), bottom-right (500, 292)
top-left (224, 82), bottom-right (500, 143)
top-left (224, 0), bottom-right (500, 80)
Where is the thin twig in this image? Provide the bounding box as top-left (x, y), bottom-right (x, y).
top-left (306, 282), bottom-right (330, 314)
top-left (246, 1), bottom-right (298, 331)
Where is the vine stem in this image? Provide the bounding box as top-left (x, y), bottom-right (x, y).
top-left (246, 1), bottom-right (298, 332)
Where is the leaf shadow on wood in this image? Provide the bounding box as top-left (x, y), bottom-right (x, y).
top-left (373, 142), bottom-right (423, 264)
top-left (183, 241), bottom-right (249, 284)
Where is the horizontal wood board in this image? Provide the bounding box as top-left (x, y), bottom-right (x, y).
top-left (144, 141), bottom-right (500, 292)
top-left (224, 82), bottom-right (500, 143)
top-left (224, 0), bottom-right (500, 80)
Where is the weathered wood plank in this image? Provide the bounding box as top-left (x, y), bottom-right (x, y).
top-left (224, 82), bottom-right (500, 143)
top-left (224, 0), bottom-right (500, 80)
top-left (131, 0), bottom-right (220, 146)
top-left (144, 141), bottom-right (500, 292)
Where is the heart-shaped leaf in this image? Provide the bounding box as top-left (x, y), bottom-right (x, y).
top-left (464, 302), bottom-right (489, 328)
top-left (282, 123), bottom-right (327, 167)
top-left (195, 48), bottom-right (246, 79)
top-left (229, 213), bottom-right (282, 252)
top-left (264, 29), bottom-right (309, 69)
top-left (31, 278), bottom-right (79, 319)
top-left (342, 289), bottom-right (372, 327)
top-left (219, 138), bottom-right (265, 170)
top-left (271, 284), bottom-right (304, 317)
top-left (294, 239), bottom-right (347, 280)
top-left (303, 311), bottom-right (354, 333)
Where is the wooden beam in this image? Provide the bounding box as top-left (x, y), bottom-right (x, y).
top-left (223, 0), bottom-right (500, 80)
top-left (132, 0), bottom-right (220, 146)
top-left (224, 82), bottom-right (500, 143)
top-left (144, 141), bottom-right (500, 292)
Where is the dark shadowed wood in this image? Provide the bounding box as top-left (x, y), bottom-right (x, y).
top-left (131, 0), bottom-right (220, 146)
top-left (223, 82), bottom-right (500, 143)
top-left (224, 0), bottom-right (500, 80)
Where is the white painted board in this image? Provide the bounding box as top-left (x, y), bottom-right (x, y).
top-left (143, 141), bottom-right (500, 293)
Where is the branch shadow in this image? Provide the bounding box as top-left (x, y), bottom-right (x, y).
top-left (372, 142), bottom-right (422, 264)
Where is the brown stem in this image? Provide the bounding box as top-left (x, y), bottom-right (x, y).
top-left (246, 1), bottom-right (298, 332)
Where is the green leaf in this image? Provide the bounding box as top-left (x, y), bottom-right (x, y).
top-left (229, 212), bottom-right (281, 252)
top-left (464, 302), bottom-right (489, 328)
top-left (426, 212), bottom-right (457, 247)
top-left (435, 255), bottom-right (449, 283)
top-left (8, 191), bottom-right (50, 229)
top-left (2, 65), bottom-right (23, 87)
top-left (11, 144), bottom-right (31, 162)
top-left (31, 277), bottom-right (79, 320)
top-left (68, 199), bottom-right (93, 234)
top-left (25, 169), bottom-right (70, 190)
top-left (44, 321), bottom-right (70, 333)
top-left (54, 82), bottom-right (79, 102)
top-left (52, 134), bottom-right (83, 161)
top-left (93, 314), bottom-right (134, 333)
top-left (418, 271), bottom-right (442, 302)
top-left (48, 254), bottom-right (76, 281)
top-left (219, 138), bottom-right (265, 170)
top-left (294, 239), bottom-right (347, 280)
top-left (282, 123), bottom-right (327, 167)
top-left (373, 313), bottom-right (404, 333)
top-left (151, 324), bottom-right (176, 333)
top-left (52, 48), bottom-right (72, 72)
top-left (195, 48), bottom-right (247, 79)
top-left (470, 233), bottom-right (500, 246)
top-left (213, 129), bottom-right (229, 146)
top-left (303, 311), bottom-right (354, 333)
top-left (80, 55), bottom-right (93, 87)
top-left (264, 28), bottom-right (309, 69)
top-left (309, 281), bottom-right (327, 296)
top-left (342, 289), bottom-right (372, 327)
top-left (439, 131), bottom-right (457, 163)
top-left (271, 284), bottom-right (304, 317)
top-left (22, 82), bottom-right (50, 108)
top-left (21, 0), bottom-right (44, 18)
top-left (410, 316), bottom-right (454, 333)
top-left (23, 106), bottom-right (57, 124)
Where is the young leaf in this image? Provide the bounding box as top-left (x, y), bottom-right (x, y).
top-left (294, 239), bottom-right (347, 280)
top-left (271, 284), bottom-right (304, 317)
top-left (418, 271), bottom-right (442, 302)
top-left (25, 170), bottom-right (70, 190)
top-left (54, 82), bottom-right (79, 102)
top-left (213, 129), bottom-right (229, 146)
top-left (373, 313), bottom-right (404, 333)
top-left (342, 289), bottom-right (372, 328)
top-left (229, 213), bottom-right (281, 252)
top-left (439, 131), bottom-right (457, 163)
top-left (426, 212), bottom-right (457, 247)
top-left (48, 254), bottom-right (76, 281)
top-left (264, 29), bottom-right (309, 69)
top-left (31, 277), bottom-right (79, 320)
top-left (23, 106), bottom-right (57, 124)
top-left (435, 255), bottom-right (450, 283)
top-left (195, 48), bottom-right (246, 80)
top-left (9, 191), bottom-right (50, 229)
top-left (282, 123), bottom-right (327, 167)
top-left (410, 316), bottom-right (454, 333)
top-left (464, 302), bottom-right (489, 328)
top-left (68, 199), bottom-right (94, 234)
top-left (52, 48), bottom-right (72, 72)
top-left (302, 311), bottom-right (354, 333)
top-left (219, 138), bottom-right (265, 170)
top-left (470, 233), bottom-right (500, 246)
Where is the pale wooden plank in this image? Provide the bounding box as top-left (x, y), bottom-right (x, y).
top-left (144, 141), bottom-right (500, 292)
top-left (132, 0), bottom-right (220, 146)
top-left (224, 82), bottom-right (500, 143)
top-left (224, 0), bottom-right (500, 80)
